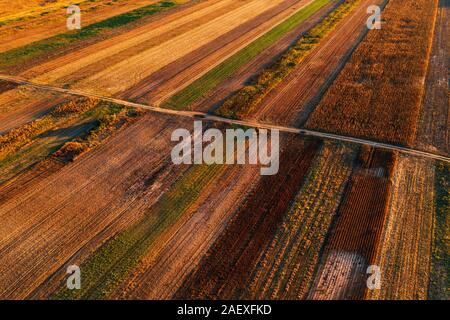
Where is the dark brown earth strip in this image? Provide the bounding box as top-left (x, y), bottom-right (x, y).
top-left (415, 0), bottom-right (449, 156)
top-left (309, 148), bottom-right (397, 299)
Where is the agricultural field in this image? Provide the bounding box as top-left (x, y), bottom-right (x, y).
top-left (0, 0), bottom-right (448, 303)
top-left (0, 0), bottom-right (172, 52)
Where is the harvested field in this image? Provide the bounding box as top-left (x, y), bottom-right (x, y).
top-left (115, 161), bottom-right (261, 299)
top-left (0, 85), bottom-right (70, 134)
top-left (0, 0), bottom-right (167, 53)
top-left (367, 155), bottom-right (435, 300)
top-left (0, 80), bottom-right (19, 95)
top-left (415, 0), bottom-right (449, 156)
top-left (175, 136), bottom-right (320, 299)
top-left (20, 0), bottom-right (291, 96)
top-left (17, 0), bottom-right (243, 79)
top-left (308, 148), bottom-right (397, 299)
top-left (0, 1), bottom-right (189, 70)
top-left (429, 163), bottom-right (449, 300)
top-left (0, 113), bottom-right (192, 299)
top-left (244, 141), bottom-right (357, 299)
top-left (53, 162), bottom-right (226, 299)
top-left (305, 0), bottom-right (439, 146)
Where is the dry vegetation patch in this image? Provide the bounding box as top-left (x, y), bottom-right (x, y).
top-left (367, 155), bottom-right (436, 299)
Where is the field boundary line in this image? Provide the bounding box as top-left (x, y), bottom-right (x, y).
top-left (1, 75), bottom-right (449, 163)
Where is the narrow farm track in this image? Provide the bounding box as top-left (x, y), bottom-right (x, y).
top-left (249, 0), bottom-right (386, 126)
top-left (1, 75), bottom-right (449, 164)
top-left (415, 0), bottom-right (449, 156)
top-left (121, 0), bottom-right (316, 104)
top-left (0, 113), bottom-right (192, 299)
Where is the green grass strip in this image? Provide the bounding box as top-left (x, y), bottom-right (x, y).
top-left (429, 162), bottom-right (449, 300)
top-left (0, 1), bottom-right (178, 70)
top-left (163, 0), bottom-right (331, 110)
top-left (216, 0), bottom-right (360, 119)
top-left (53, 163), bottom-right (223, 299)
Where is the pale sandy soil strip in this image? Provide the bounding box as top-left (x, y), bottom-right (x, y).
top-left (367, 155), bottom-right (435, 300)
top-left (248, 0), bottom-right (386, 126)
top-left (415, 0), bottom-right (449, 156)
top-left (0, 0), bottom-right (162, 52)
top-left (20, 0), bottom-right (229, 80)
top-left (308, 251), bottom-right (367, 300)
top-left (0, 113), bottom-right (191, 299)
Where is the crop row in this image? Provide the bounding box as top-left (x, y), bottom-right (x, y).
top-left (215, 0), bottom-right (360, 119)
top-left (175, 137), bottom-right (321, 299)
top-left (246, 141), bottom-right (357, 299)
top-left (305, 0), bottom-right (439, 146)
top-left (163, 0), bottom-right (332, 110)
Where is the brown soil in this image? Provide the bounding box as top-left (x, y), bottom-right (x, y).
top-left (415, 0), bottom-right (449, 156)
top-left (175, 136), bottom-right (320, 299)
